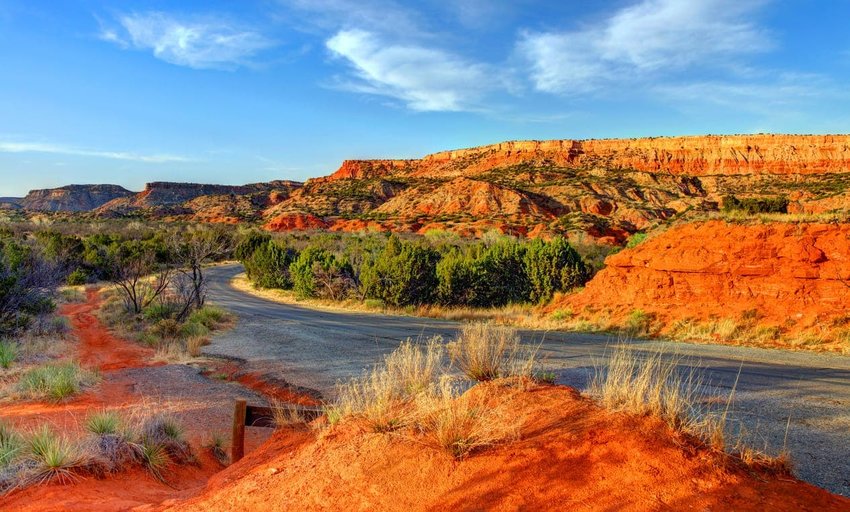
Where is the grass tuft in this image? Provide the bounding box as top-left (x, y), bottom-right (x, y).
top-left (17, 362), bottom-right (99, 401)
top-left (26, 425), bottom-right (85, 485)
top-left (447, 323), bottom-right (536, 382)
top-left (85, 411), bottom-right (121, 436)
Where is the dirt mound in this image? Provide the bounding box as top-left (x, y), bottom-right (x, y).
top-left (161, 385), bottom-right (847, 511)
top-left (558, 220), bottom-right (850, 350)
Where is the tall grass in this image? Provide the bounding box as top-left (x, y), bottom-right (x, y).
top-left (17, 362), bottom-right (99, 401)
top-left (85, 411), bottom-right (122, 436)
top-left (0, 341), bottom-right (16, 369)
top-left (589, 345), bottom-right (710, 434)
top-left (333, 337), bottom-right (445, 432)
top-left (330, 325), bottom-right (535, 457)
top-left (447, 324), bottom-right (537, 382)
top-left (0, 424), bottom-right (22, 468)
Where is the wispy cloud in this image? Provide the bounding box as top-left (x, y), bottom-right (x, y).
top-left (0, 141), bottom-right (191, 163)
top-left (518, 0), bottom-right (772, 94)
top-left (326, 29), bottom-right (497, 112)
top-left (99, 11), bottom-right (274, 70)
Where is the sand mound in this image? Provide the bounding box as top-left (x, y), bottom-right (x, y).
top-left (161, 385), bottom-right (847, 511)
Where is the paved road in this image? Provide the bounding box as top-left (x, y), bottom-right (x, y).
top-left (205, 264), bottom-right (850, 496)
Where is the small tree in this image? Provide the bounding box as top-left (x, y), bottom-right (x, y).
top-left (106, 243), bottom-right (172, 315)
top-left (523, 237), bottom-right (589, 303)
top-left (243, 240), bottom-right (298, 289)
top-left (360, 236), bottom-right (439, 307)
top-left (170, 228), bottom-right (232, 320)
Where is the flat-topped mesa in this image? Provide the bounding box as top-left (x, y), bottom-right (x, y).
top-left (322, 159), bottom-right (415, 182)
top-left (384, 134), bottom-right (850, 177)
top-left (21, 184), bottom-right (134, 212)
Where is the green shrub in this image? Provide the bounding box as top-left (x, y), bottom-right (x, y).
top-left (0, 340), bottom-right (16, 369)
top-left (150, 319), bottom-right (181, 340)
top-left (290, 246), bottom-right (354, 300)
top-left (523, 237), bottom-right (589, 303)
top-left (143, 303), bottom-right (178, 322)
top-left (436, 250), bottom-right (481, 306)
top-left (626, 232), bottom-right (647, 248)
top-left (187, 306), bottom-right (229, 329)
top-left (722, 195), bottom-right (789, 214)
top-left (243, 241), bottom-right (298, 289)
top-left (360, 236), bottom-right (439, 307)
top-left (18, 362), bottom-right (99, 401)
top-left (625, 309), bottom-right (653, 337)
top-left (234, 230), bottom-right (271, 261)
top-left (66, 269), bottom-right (89, 286)
top-left (179, 321), bottom-right (210, 339)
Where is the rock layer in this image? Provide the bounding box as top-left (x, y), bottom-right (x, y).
top-left (560, 220), bottom-right (850, 348)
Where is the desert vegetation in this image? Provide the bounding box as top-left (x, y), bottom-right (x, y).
top-left (328, 324), bottom-right (538, 457)
top-left (0, 410), bottom-right (194, 494)
top-left (238, 231), bottom-right (590, 309)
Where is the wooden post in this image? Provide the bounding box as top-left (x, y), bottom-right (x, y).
top-left (232, 399), bottom-right (247, 463)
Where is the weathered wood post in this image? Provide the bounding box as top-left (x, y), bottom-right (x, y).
top-left (232, 399), bottom-right (247, 463)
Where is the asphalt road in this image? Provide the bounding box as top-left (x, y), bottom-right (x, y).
top-left (204, 264), bottom-right (850, 496)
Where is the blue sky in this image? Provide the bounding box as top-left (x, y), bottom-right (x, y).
top-left (1, 0), bottom-right (849, 196)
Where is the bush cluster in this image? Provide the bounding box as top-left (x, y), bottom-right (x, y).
top-left (722, 195), bottom-right (789, 214)
top-left (238, 233), bottom-right (590, 307)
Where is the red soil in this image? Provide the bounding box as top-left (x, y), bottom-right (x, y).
top-left (162, 384), bottom-right (849, 512)
top-left (63, 289), bottom-right (161, 371)
top-left (0, 290), bottom-right (230, 511)
top-left (559, 220), bottom-right (850, 349)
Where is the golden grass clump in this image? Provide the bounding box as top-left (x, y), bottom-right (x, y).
top-left (447, 323), bottom-right (537, 382)
top-left (412, 377), bottom-right (516, 458)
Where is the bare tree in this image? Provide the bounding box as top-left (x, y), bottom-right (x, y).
top-left (169, 228), bottom-right (232, 320)
top-left (108, 248), bottom-right (172, 315)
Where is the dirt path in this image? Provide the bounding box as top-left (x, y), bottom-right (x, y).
top-left (62, 289), bottom-right (159, 371)
top-left (0, 289), bottom-right (276, 512)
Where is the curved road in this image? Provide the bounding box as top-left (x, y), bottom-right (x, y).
top-left (205, 264), bottom-right (850, 496)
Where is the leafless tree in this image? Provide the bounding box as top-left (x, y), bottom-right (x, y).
top-left (108, 249), bottom-right (172, 315)
top-left (169, 228), bottom-right (232, 319)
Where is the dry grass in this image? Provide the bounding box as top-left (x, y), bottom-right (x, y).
top-left (330, 326), bottom-right (533, 458)
top-left (447, 324), bottom-right (537, 382)
top-left (412, 377), bottom-right (517, 458)
top-left (269, 399), bottom-right (311, 429)
top-left (589, 345), bottom-right (711, 435)
top-left (589, 344), bottom-right (792, 471)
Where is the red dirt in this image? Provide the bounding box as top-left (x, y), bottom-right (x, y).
top-left (558, 220), bottom-right (850, 350)
top-left (162, 384), bottom-right (850, 512)
top-left (0, 290), bottom-right (249, 511)
top-left (62, 289), bottom-right (161, 371)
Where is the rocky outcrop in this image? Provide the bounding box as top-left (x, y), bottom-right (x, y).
top-left (20, 185), bottom-right (134, 212)
top-left (559, 221), bottom-right (850, 348)
top-left (97, 180), bottom-right (302, 218)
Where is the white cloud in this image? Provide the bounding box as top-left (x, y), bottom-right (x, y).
top-left (518, 0), bottom-right (772, 94)
top-left (326, 29), bottom-right (496, 112)
top-left (278, 0), bottom-right (423, 38)
top-left (100, 12), bottom-right (274, 70)
top-left (0, 141), bottom-right (191, 163)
